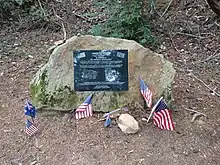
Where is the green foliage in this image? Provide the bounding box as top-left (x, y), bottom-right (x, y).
top-left (88, 0), bottom-right (158, 47)
top-left (0, 0), bottom-right (48, 23)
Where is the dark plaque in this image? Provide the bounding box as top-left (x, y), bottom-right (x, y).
top-left (74, 50), bottom-right (128, 91)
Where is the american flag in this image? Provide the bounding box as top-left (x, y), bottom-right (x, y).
top-left (153, 99), bottom-right (174, 131)
top-left (75, 94), bottom-right (93, 120)
top-left (25, 119), bottom-right (38, 136)
top-left (140, 78), bottom-right (153, 107)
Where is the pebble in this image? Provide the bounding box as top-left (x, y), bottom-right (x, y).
top-left (11, 161), bottom-right (22, 165)
top-left (128, 150), bottom-right (134, 154)
top-left (12, 62), bottom-right (16, 66)
top-left (30, 161), bottom-right (37, 165)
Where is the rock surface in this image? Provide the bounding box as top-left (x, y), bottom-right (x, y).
top-left (117, 114), bottom-right (139, 134)
top-left (30, 35), bottom-right (175, 112)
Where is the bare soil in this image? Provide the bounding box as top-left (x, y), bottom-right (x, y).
top-left (0, 1), bottom-right (219, 165)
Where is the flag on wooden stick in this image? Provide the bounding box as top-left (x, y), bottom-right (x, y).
top-left (75, 94), bottom-right (93, 120)
top-left (140, 78), bottom-right (153, 107)
top-left (153, 99), bottom-right (174, 131)
top-left (25, 119), bottom-right (38, 136)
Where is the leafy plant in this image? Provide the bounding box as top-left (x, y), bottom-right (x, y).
top-left (0, 0), bottom-right (48, 23)
top-left (88, 0), bottom-right (158, 47)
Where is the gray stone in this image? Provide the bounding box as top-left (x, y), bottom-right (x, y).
top-left (117, 114), bottom-right (139, 134)
top-left (30, 35), bottom-right (175, 112)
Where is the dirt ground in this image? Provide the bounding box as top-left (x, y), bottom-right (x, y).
top-left (0, 0), bottom-right (220, 165)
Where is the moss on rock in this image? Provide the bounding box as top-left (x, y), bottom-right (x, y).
top-left (30, 70), bottom-right (78, 109)
top-left (30, 70), bottom-right (49, 106)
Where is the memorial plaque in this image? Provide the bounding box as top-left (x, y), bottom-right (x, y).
top-left (74, 50), bottom-right (128, 91)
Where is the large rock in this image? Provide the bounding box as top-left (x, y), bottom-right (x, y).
top-left (30, 35), bottom-right (175, 112)
top-left (117, 114), bottom-right (140, 134)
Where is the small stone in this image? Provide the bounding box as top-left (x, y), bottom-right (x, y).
top-left (111, 120), bottom-right (117, 125)
top-left (183, 150), bottom-right (189, 156)
top-left (160, 45), bottom-right (166, 50)
top-left (197, 119), bottom-right (205, 125)
top-left (117, 114), bottom-right (140, 134)
top-left (11, 161), bottom-right (22, 165)
top-left (12, 62), bottom-right (16, 66)
top-left (3, 129), bottom-right (11, 132)
top-left (0, 72), bottom-right (3, 76)
top-left (141, 118), bottom-right (147, 121)
top-left (30, 161), bottom-right (37, 165)
top-left (139, 158), bottom-right (145, 163)
top-left (173, 154), bottom-right (178, 158)
top-left (28, 55), bottom-right (34, 59)
top-left (128, 150), bottom-right (134, 154)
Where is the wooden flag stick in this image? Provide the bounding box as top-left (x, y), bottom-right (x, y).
top-left (103, 107), bottom-right (128, 118)
top-left (103, 108), bottom-right (121, 118)
top-left (147, 97), bottom-right (163, 123)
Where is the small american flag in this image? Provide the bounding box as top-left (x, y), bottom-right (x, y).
top-left (153, 99), bottom-right (174, 131)
top-left (75, 94), bottom-right (93, 120)
top-left (140, 78), bottom-right (153, 107)
top-left (25, 119), bottom-right (38, 136)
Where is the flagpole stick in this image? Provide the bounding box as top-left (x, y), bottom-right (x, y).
top-left (147, 97), bottom-right (163, 123)
top-left (103, 108), bottom-right (121, 118)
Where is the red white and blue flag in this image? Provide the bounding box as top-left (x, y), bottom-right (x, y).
top-left (153, 99), bottom-right (174, 131)
top-left (24, 100), bottom-right (36, 118)
top-left (25, 119), bottom-right (38, 136)
top-left (140, 78), bottom-right (153, 107)
top-left (75, 94), bottom-right (93, 120)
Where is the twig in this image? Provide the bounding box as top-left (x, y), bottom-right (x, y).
top-left (203, 48), bottom-right (219, 62)
top-left (195, 48), bottom-right (220, 64)
top-left (53, 8), bottom-right (67, 42)
top-left (135, 102), bottom-right (145, 111)
top-left (175, 32), bottom-right (205, 39)
top-left (169, 33), bottom-right (181, 54)
top-left (35, 137), bottom-right (40, 163)
top-left (74, 13), bottom-right (91, 22)
top-left (37, 105), bottom-right (73, 112)
top-left (61, 22), bottom-right (67, 41)
top-left (190, 73), bottom-right (220, 97)
top-left (182, 107), bottom-right (207, 117)
top-left (191, 113), bottom-right (203, 122)
top-left (93, 118), bottom-right (105, 125)
top-left (161, 0), bottom-right (173, 17)
top-left (37, 0), bottom-right (46, 17)
top-left (215, 21), bottom-right (220, 27)
top-left (73, 13), bottom-right (106, 23)
top-left (150, 0), bottom-right (156, 15)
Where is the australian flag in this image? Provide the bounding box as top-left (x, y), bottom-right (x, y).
top-left (24, 101), bottom-right (36, 118)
